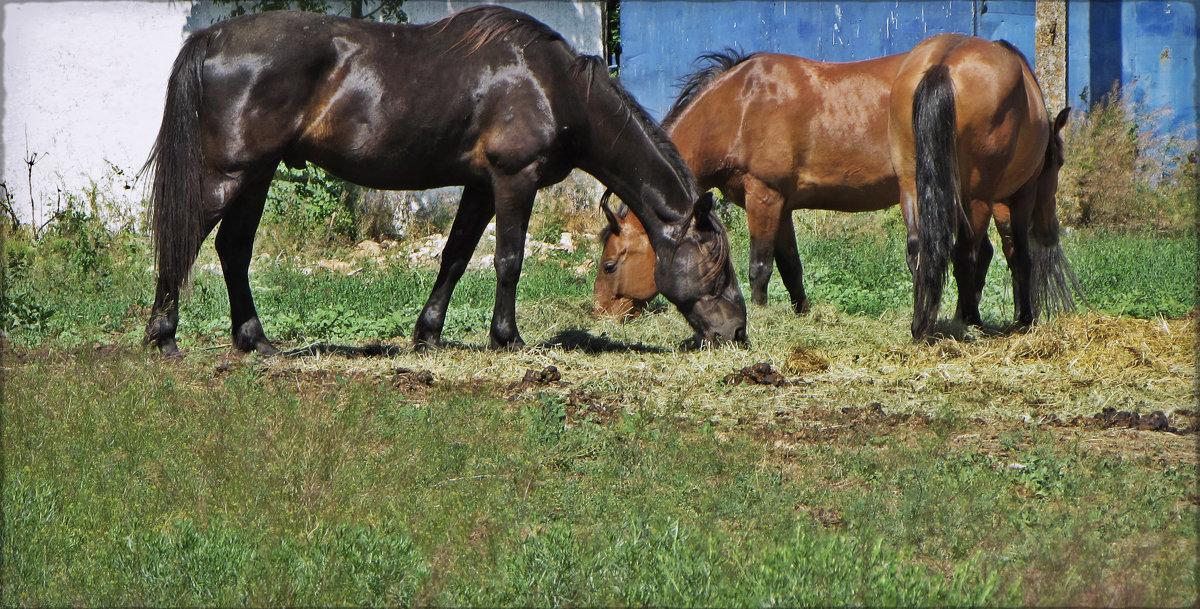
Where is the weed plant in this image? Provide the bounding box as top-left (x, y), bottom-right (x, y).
top-left (1058, 83), bottom-right (1198, 233)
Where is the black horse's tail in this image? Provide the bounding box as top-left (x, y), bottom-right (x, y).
top-left (141, 31), bottom-right (211, 294)
top-left (910, 65), bottom-right (960, 339)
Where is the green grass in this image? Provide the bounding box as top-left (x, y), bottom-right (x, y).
top-left (3, 213), bottom-right (1196, 605)
top-left (5, 347), bottom-right (1194, 605)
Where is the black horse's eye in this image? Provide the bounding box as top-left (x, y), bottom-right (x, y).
top-left (603, 261), bottom-right (618, 274)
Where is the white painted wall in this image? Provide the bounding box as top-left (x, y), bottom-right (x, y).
top-left (1, 1), bottom-right (604, 226)
top-left (2, 2), bottom-right (192, 225)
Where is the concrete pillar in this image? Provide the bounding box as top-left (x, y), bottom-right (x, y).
top-left (1035, 0), bottom-right (1068, 113)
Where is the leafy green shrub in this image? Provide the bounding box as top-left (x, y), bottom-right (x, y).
top-left (263, 165), bottom-right (360, 246)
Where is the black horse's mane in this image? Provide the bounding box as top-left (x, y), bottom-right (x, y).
top-left (662, 48), bottom-right (757, 130)
top-left (440, 5), bottom-right (564, 54)
top-left (574, 54), bottom-right (698, 204)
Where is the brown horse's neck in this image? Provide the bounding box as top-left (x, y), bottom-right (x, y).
top-left (574, 62), bottom-right (696, 251)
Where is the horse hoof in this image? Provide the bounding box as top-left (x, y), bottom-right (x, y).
top-left (490, 336), bottom-right (526, 351)
top-left (413, 338), bottom-right (441, 353)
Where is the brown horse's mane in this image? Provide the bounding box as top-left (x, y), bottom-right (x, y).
top-left (662, 48), bottom-right (757, 130)
top-left (439, 5), bottom-right (564, 54)
top-left (574, 54), bottom-right (699, 205)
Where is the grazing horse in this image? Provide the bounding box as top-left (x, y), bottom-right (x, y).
top-left (142, 6), bottom-right (745, 355)
top-left (594, 35), bottom-right (1076, 339)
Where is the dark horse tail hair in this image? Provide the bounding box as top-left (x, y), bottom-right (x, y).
top-left (911, 64), bottom-right (961, 339)
top-left (1030, 244), bottom-right (1083, 319)
top-left (141, 30), bottom-right (211, 295)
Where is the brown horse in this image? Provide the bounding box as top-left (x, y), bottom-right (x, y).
top-left (594, 35), bottom-right (1076, 339)
top-left (142, 6), bottom-right (746, 355)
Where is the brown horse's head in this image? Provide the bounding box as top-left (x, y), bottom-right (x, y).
top-left (593, 190), bottom-right (747, 347)
top-left (593, 192), bottom-right (657, 317)
top-left (1032, 107), bottom-right (1072, 247)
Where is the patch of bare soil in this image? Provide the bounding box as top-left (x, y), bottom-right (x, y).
top-left (751, 400), bottom-right (1197, 467)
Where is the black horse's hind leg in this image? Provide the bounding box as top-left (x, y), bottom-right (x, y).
top-left (488, 174), bottom-right (538, 350)
top-left (215, 171), bottom-right (278, 355)
top-left (413, 185), bottom-right (495, 350)
top-left (146, 220), bottom-right (220, 356)
top-left (772, 213), bottom-right (810, 315)
top-left (146, 277), bottom-right (183, 355)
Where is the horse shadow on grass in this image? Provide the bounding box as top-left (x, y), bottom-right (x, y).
top-left (279, 328), bottom-right (665, 358)
top-left (535, 328), bottom-right (667, 354)
top-left (927, 317), bottom-right (1031, 342)
top-left (281, 341), bottom-right (409, 358)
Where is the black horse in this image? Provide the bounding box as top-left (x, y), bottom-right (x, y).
top-left (143, 6), bottom-right (746, 355)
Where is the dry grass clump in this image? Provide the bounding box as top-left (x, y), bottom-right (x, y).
top-left (784, 345), bottom-right (831, 375)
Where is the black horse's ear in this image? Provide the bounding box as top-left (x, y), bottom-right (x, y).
top-left (693, 191), bottom-right (716, 229)
top-left (1053, 107), bottom-right (1071, 133)
top-left (599, 190), bottom-right (621, 235)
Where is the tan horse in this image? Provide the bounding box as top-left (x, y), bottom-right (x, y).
top-left (594, 34), bottom-right (1076, 339)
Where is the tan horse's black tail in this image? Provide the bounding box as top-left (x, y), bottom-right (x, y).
top-left (910, 64), bottom-right (960, 339)
top-left (141, 31), bottom-right (211, 299)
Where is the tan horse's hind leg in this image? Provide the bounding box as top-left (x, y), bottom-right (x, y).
top-left (993, 187), bottom-right (1037, 326)
top-left (772, 212), bottom-right (810, 314)
top-left (741, 175), bottom-right (786, 307)
top-left (951, 198), bottom-right (996, 328)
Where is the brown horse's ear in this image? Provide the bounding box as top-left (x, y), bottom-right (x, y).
top-left (1053, 107), bottom-right (1071, 133)
top-left (600, 190), bottom-right (622, 235)
top-left (693, 191), bottom-right (716, 229)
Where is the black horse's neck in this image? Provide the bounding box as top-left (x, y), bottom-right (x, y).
top-left (573, 59), bottom-right (698, 251)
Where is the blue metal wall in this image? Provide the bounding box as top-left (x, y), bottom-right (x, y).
top-left (1067, 1), bottom-right (1196, 141)
top-left (619, 1), bottom-right (1196, 142)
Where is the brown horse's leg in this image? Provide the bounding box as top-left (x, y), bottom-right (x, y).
top-left (951, 200), bottom-right (994, 328)
top-left (413, 185), bottom-right (495, 350)
top-left (488, 175), bottom-right (538, 349)
top-left (742, 177), bottom-right (784, 307)
top-left (215, 171), bottom-right (277, 355)
top-left (994, 196), bottom-right (1035, 326)
top-left (772, 212), bottom-right (810, 315)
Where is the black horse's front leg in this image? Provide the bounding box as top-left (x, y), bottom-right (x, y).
top-left (414, 186), bottom-right (495, 350)
top-left (488, 176), bottom-right (538, 350)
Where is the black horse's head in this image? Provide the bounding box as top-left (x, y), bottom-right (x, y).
top-left (655, 192), bottom-right (747, 348)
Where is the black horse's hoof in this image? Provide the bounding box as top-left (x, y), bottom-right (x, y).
top-left (489, 335), bottom-right (526, 351)
top-left (413, 338), bottom-right (442, 353)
